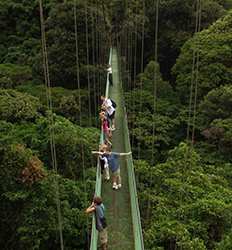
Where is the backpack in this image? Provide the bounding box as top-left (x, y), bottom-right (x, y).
top-left (110, 99), bottom-right (117, 108)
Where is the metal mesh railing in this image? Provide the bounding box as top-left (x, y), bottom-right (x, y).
top-left (123, 108), bottom-right (144, 250)
top-left (90, 48), bottom-right (112, 250)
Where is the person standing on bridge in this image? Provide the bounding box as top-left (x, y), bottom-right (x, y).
top-left (86, 196), bottom-right (108, 250)
top-left (107, 150), bottom-right (131, 190)
top-left (92, 146), bottom-right (132, 190)
top-left (101, 95), bottom-right (116, 130)
top-left (100, 111), bottom-right (112, 146)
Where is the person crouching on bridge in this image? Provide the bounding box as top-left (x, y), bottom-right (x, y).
top-left (86, 196), bottom-right (108, 250)
top-left (107, 150), bottom-right (132, 190)
top-left (92, 146), bottom-right (132, 190)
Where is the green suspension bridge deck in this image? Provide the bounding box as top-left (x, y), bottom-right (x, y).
top-left (101, 50), bottom-right (134, 249)
top-left (90, 48), bottom-right (144, 250)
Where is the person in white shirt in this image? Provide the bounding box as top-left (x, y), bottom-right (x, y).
top-left (101, 95), bottom-right (116, 130)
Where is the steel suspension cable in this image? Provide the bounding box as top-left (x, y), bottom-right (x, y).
top-left (128, 28), bottom-right (133, 93)
top-left (96, 27), bottom-right (100, 107)
top-left (96, 0), bottom-right (104, 103)
top-left (190, 3), bottom-right (202, 244)
top-left (96, 0), bottom-right (101, 103)
top-left (99, 0), bottom-right (107, 98)
top-left (125, 1), bottom-right (135, 147)
top-left (74, 2), bottom-right (90, 247)
top-left (151, 0), bottom-right (159, 167)
top-left (131, 8), bottom-right (138, 148)
top-left (85, 0), bottom-right (92, 126)
top-left (140, 1), bottom-right (145, 74)
top-left (138, 0), bottom-right (145, 159)
top-left (74, 0), bottom-right (81, 125)
top-left (147, 0), bottom-right (160, 222)
top-left (74, 0), bottom-right (88, 226)
top-left (186, 0), bottom-right (200, 142)
top-left (90, 1), bottom-right (97, 125)
top-left (124, 0), bottom-right (129, 61)
top-left (191, 0), bottom-right (202, 144)
top-left (181, 1), bottom-right (202, 249)
top-left (39, 1), bottom-right (64, 249)
top-left (186, 55), bottom-right (196, 141)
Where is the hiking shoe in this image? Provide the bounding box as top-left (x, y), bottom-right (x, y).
top-left (112, 183), bottom-right (118, 189)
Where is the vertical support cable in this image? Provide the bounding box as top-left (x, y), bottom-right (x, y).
top-left (138, 0), bottom-right (145, 159)
top-left (91, 0), bottom-right (97, 125)
top-left (39, 1), bottom-right (64, 249)
top-left (73, 1), bottom-right (90, 248)
top-left (85, 0), bottom-right (92, 126)
top-left (186, 0), bottom-right (199, 142)
top-left (147, 0), bottom-right (159, 222)
top-left (151, 0), bottom-right (159, 167)
top-left (74, 0), bottom-right (81, 125)
top-left (131, 9), bottom-right (138, 148)
top-left (96, 14), bottom-right (100, 106)
top-left (182, 1), bottom-right (202, 249)
top-left (191, 0), bottom-right (202, 144)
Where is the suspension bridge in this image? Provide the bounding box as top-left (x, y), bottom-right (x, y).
top-left (37, 0), bottom-right (203, 248)
top-left (90, 48), bottom-right (144, 250)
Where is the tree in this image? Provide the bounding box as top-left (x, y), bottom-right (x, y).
top-left (145, 0), bottom-right (229, 80)
top-left (173, 11), bottom-right (232, 103)
top-left (198, 85), bottom-right (232, 127)
top-left (135, 143), bottom-right (232, 250)
top-left (125, 61), bottom-right (182, 162)
top-left (0, 114), bottom-right (99, 180)
top-left (0, 143), bottom-right (94, 250)
top-left (32, 1), bottom-right (107, 89)
top-left (17, 83), bottom-right (92, 125)
top-left (0, 63), bottom-right (32, 87)
top-left (0, 89), bottom-right (41, 122)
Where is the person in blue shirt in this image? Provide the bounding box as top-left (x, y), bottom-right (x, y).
top-left (86, 196), bottom-right (108, 250)
top-left (92, 145), bottom-right (131, 190)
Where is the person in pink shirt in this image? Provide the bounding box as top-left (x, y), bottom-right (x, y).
top-left (100, 111), bottom-right (112, 146)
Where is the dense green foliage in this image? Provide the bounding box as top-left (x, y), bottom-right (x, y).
top-left (135, 143), bottom-right (232, 250)
top-left (173, 11), bottom-right (232, 102)
top-left (0, 64), bottom-right (32, 88)
top-left (124, 8), bottom-right (232, 250)
top-left (0, 96), bottom-right (99, 249)
top-left (0, 143), bottom-right (94, 249)
top-left (125, 61), bottom-right (182, 162)
top-left (0, 89), bottom-right (41, 122)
